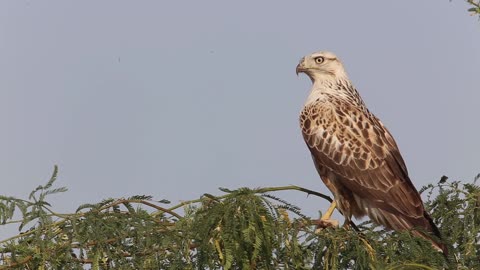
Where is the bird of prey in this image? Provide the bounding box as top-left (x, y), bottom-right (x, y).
top-left (296, 51), bottom-right (447, 254)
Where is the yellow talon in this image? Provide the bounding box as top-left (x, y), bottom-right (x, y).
top-left (314, 201), bottom-right (339, 233)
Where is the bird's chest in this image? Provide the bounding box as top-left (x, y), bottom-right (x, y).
top-left (299, 102), bottom-right (335, 135)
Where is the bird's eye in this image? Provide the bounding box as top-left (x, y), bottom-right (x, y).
top-left (314, 57), bottom-right (325, 64)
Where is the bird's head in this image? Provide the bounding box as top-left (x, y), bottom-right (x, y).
top-left (296, 51), bottom-right (347, 83)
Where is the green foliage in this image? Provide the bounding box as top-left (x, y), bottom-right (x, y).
top-left (0, 167), bottom-right (479, 269)
top-left (466, 0), bottom-right (480, 17)
top-left (422, 174), bottom-right (480, 269)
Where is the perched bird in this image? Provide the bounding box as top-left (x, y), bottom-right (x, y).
top-left (296, 51), bottom-right (447, 255)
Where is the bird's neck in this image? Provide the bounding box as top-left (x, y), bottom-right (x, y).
top-left (305, 77), bottom-right (365, 108)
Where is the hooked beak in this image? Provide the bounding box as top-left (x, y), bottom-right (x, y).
top-left (296, 57), bottom-right (306, 76)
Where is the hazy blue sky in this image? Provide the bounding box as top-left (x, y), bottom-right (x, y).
top-left (1, 1), bottom-right (479, 238)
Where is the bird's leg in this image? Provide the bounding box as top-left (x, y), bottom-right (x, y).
top-left (313, 201), bottom-right (339, 231)
top-left (322, 201), bottom-right (337, 220)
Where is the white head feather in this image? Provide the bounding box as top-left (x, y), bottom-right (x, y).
top-left (296, 51), bottom-right (348, 83)
top-left (296, 51), bottom-right (353, 105)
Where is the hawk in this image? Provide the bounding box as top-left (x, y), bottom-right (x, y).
top-left (296, 51), bottom-right (447, 254)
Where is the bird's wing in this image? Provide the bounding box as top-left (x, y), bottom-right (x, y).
top-left (301, 100), bottom-right (424, 218)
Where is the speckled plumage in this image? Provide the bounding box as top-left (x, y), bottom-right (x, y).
top-left (296, 51), bottom-right (446, 254)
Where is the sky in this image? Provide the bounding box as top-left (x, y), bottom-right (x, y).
top-left (0, 1), bottom-right (479, 238)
